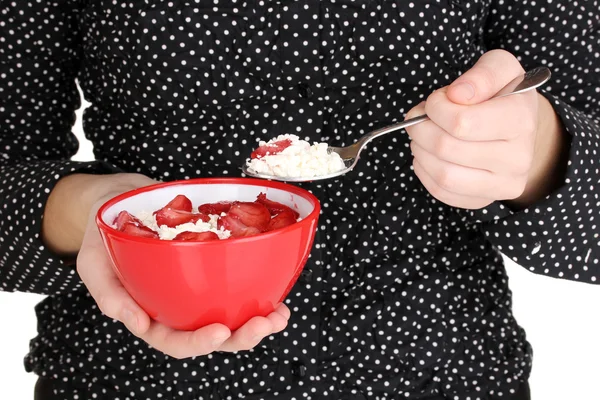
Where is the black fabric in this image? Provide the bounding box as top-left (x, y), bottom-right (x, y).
top-left (1, 0), bottom-right (598, 399)
top-left (34, 378), bottom-right (60, 400)
top-left (33, 377), bottom-right (532, 400)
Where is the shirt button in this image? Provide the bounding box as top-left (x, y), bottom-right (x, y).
top-left (300, 268), bottom-right (313, 282)
top-left (297, 83), bottom-right (313, 98)
top-left (292, 364), bottom-right (307, 377)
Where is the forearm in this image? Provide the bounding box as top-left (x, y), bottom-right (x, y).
top-left (507, 94), bottom-right (570, 210)
top-left (42, 173), bottom-right (153, 256)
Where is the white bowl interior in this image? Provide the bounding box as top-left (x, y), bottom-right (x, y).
top-left (101, 182), bottom-right (315, 225)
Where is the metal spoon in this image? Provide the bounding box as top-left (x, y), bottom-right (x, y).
top-left (242, 67), bottom-right (551, 182)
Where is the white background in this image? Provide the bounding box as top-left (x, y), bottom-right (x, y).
top-left (0, 102), bottom-right (599, 399)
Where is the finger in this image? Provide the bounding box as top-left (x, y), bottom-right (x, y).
top-left (404, 100), bottom-right (427, 121)
top-left (218, 316), bottom-right (275, 352)
top-left (447, 49), bottom-right (525, 105)
top-left (139, 322), bottom-right (231, 359)
top-left (411, 142), bottom-right (528, 200)
top-left (77, 227), bottom-right (150, 336)
top-left (425, 87), bottom-right (538, 142)
top-left (273, 303), bottom-right (291, 320)
top-left (407, 119), bottom-right (533, 174)
top-left (266, 310), bottom-right (289, 334)
top-left (413, 159), bottom-right (492, 210)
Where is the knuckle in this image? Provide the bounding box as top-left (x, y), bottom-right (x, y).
top-left (406, 122), bottom-right (424, 139)
top-left (75, 253), bottom-right (86, 275)
top-left (471, 199), bottom-right (493, 210)
top-left (241, 339), bottom-right (261, 351)
top-left (424, 89), bottom-right (446, 115)
top-left (488, 49), bottom-right (523, 72)
top-left (488, 49), bottom-right (513, 63)
top-left (477, 65), bottom-right (498, 93)
top-left (507, 179), bottom-right (528, 199)
top-left (167, 350), bottom-right (188, 360)
top-left (429, 190), bottom-right (458, 208)
top-left (451, 110), bottom-right (471, 138)
top-left (233, 343), bottom-right (254, 352)
top-left (432, 136), bottom-right (452, 159)
top-left (513, 154), bottom-right (534, 175)
top-left (489, 48), bottom-right (511, 57)
top-left (96, 295), bottom-right (113, 318)
top-left (434, 169), bottom-right (456, 192)
top-left (405, 101), bottom-right (426, 120)
top-left (427, 184), bottom-right (446, 202)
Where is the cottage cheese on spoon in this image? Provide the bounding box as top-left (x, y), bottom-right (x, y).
top-left (246, 134), bottom-right (346, 179)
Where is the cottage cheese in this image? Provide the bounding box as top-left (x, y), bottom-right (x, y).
top-left (246, 134), bottom-right (346, 178)
top-left (135, 211), bottom-right (231, 240)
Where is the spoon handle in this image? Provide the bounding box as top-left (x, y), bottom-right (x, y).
top-left (355, 67), bottom-right (551, 149)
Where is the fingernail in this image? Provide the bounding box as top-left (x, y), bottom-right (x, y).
top-left (121, 309), bottom-right (139, 335)
top-left (274, 307), bottom-right (290, 320)
top-left (451, 82), bottom-right (475, 100)
top-left (211, 335), bottom-right (229, 347)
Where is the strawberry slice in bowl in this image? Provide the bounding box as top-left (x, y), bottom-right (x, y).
top-left (198, 201), bottom-right (232, 215)
top-left (113, 210), bottom-right (145, 230)
top-left (173, 231), bottom-right (220, 241)
top-left (121, 222), bottom-right (160, 239)
top-left (113, 211), bottom-right (159, 239)
top-left (267, 209), bottom-right (298, 232)
top-left (227, 202), bottom-right (271, 232)
top-left (217, 214), bottom-right (262, 238)
top-left (153, 195), bottom-right (210, 228)
top-left (155, 209), bottom-right (210, 228)
top-left (256, 192), bottom-right (300, 218)
top-left (156, 194), bottom-right (193, 212)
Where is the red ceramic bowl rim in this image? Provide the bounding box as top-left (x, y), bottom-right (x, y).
top-left (96, 177), bottom-right (321, 246)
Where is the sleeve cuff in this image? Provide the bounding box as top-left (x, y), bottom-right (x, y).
top-left (460, 93), bottom-right (600, 284)
top-left (0, 160), bottom-right (120, 295)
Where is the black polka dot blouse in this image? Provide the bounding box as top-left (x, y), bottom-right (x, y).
top-left (1, 0), bottom-right (598, 399)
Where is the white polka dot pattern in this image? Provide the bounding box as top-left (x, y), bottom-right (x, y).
top-left (1, 0), bottom-right (598, 399)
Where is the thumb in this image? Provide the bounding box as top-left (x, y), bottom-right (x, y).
top-left (447, 49), bottom-right (525, 105)
top-left (78, 200), bottom-right (152, 336)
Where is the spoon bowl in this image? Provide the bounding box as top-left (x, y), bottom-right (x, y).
top-left (242, 67), bottom-right (552, 182)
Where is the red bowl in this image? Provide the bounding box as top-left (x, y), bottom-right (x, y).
top-left (96, 178), bottom-right (320, 331)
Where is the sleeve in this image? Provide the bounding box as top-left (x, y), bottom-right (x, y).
top-left (465, 0), bottom-right (600, 284)
top-left (0, 0), bottom-right (120, 295)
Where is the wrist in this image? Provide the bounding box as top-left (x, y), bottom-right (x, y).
top-left (509, 94), bottom-right (569, 209)
top-left (42, 173), bottom-right (155, 257)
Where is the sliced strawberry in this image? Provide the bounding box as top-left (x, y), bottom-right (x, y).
top-left (152, 194), bottom-right (196, 227)
top-left (155, 209), bottom-right (210, 228)
top-left (218, 214), bottom-right (262, 238)
top-left (121, 222), bottom-right (159, 239)
top-left (267, 209), bottom-right (298, 231)
top-left (113, 211), bottom-right (145, 230)
top-left (154, 194), bottom-right (192, 213)
top-left (228, 202), bottom-right (271, 231)
top-left (255, 193), bottom-right (300, 218)
top-left (198, 201), bottom-right (232, 215)
top-left (250, 139), bottom-right (293, 159)
top-left (173, 231), bottom-right (220, 241)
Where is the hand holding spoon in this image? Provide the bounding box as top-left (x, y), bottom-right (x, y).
top-left (242, 67), bottom-right (551, 182)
